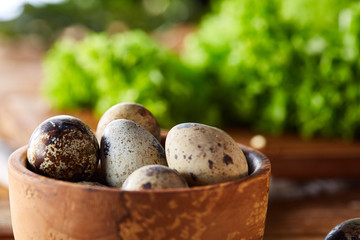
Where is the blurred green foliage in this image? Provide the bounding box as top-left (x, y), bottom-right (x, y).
top-left (182, 0), bottom-right (360, 139)
top-left (43, 31), bottom-right (217, 127)
top-left (43, 0), bottom-right (360, 139)
top-left (0, 0), bottom-right (209, 45)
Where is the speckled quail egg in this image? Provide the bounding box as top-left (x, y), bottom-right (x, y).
top-left (325, 218), bottom-right (360, 240)
top-left (122, 165), bottom-right (189, 190)
top-left (96, 102), bottom-right (161, 142)
top-left (165, 123), bottom-right (248, 186)
top-left (100, 119), bottom-right (167, 187)
top-left (27, 115), bottom-right (99, 181)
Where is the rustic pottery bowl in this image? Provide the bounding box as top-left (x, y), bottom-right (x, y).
top-left (8, 139), bottom-right (271, 240)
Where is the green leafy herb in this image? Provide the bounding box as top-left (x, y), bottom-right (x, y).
top-left (43, 0), bottom-right (360, 139)
top-left (43, 30), bottom-right (221, 128)
top-left (182, 0), bottom-right (360, 139)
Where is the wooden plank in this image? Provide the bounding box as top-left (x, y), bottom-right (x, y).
top-left (264, 187), bottom-right (360, 238)
top-left (0, 187), bottom-right (12, 238)
top-left (228, 129), bottom-right (360, 179)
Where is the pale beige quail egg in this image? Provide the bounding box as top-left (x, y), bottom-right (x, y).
top-left (27, 115), bottom-right (99, 181)
top-left (122, 165), bottom-right (189, 190)
top-left (165, 123), bottom-right (248, 186)
top-left (100, 119), bottom-right (167, 187)
top-left (96, 102), bottom-right (160, 142)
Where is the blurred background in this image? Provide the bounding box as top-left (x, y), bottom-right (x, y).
top-left (2, 0), bottom-right (360, 139)
top-left (1, 0), bottom-right (360, 239)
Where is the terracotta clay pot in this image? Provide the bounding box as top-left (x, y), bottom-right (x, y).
top-left (8, 143), bottom-right (271, 240)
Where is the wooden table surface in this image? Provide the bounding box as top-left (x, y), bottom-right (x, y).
top-left (1, 40), bottom-right (360, 240)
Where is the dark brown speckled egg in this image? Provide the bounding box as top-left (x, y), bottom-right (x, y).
top-left (325, 218), bottom-right (360, 240)
top-left (27, 115), bottom-right (99, 181)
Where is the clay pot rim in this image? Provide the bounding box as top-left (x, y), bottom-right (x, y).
top-left (8, 143), bottom-right (270, 194)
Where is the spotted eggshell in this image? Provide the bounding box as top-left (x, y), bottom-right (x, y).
top-left (96, 102), bottom-right (160, 142)
top-left (27, 115), bottom-right (99, 181)
top-left (100, 119), bottom-right (167, 187)
top-left (122, 165), bottom-right (189, 190)
top-left (325, 218), bottom-right (360, 240)
top-left (165, 123), bottom-right (248, 186)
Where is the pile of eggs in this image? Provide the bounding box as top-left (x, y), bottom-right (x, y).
top-left (27, 103), bottom-right (249, 190)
